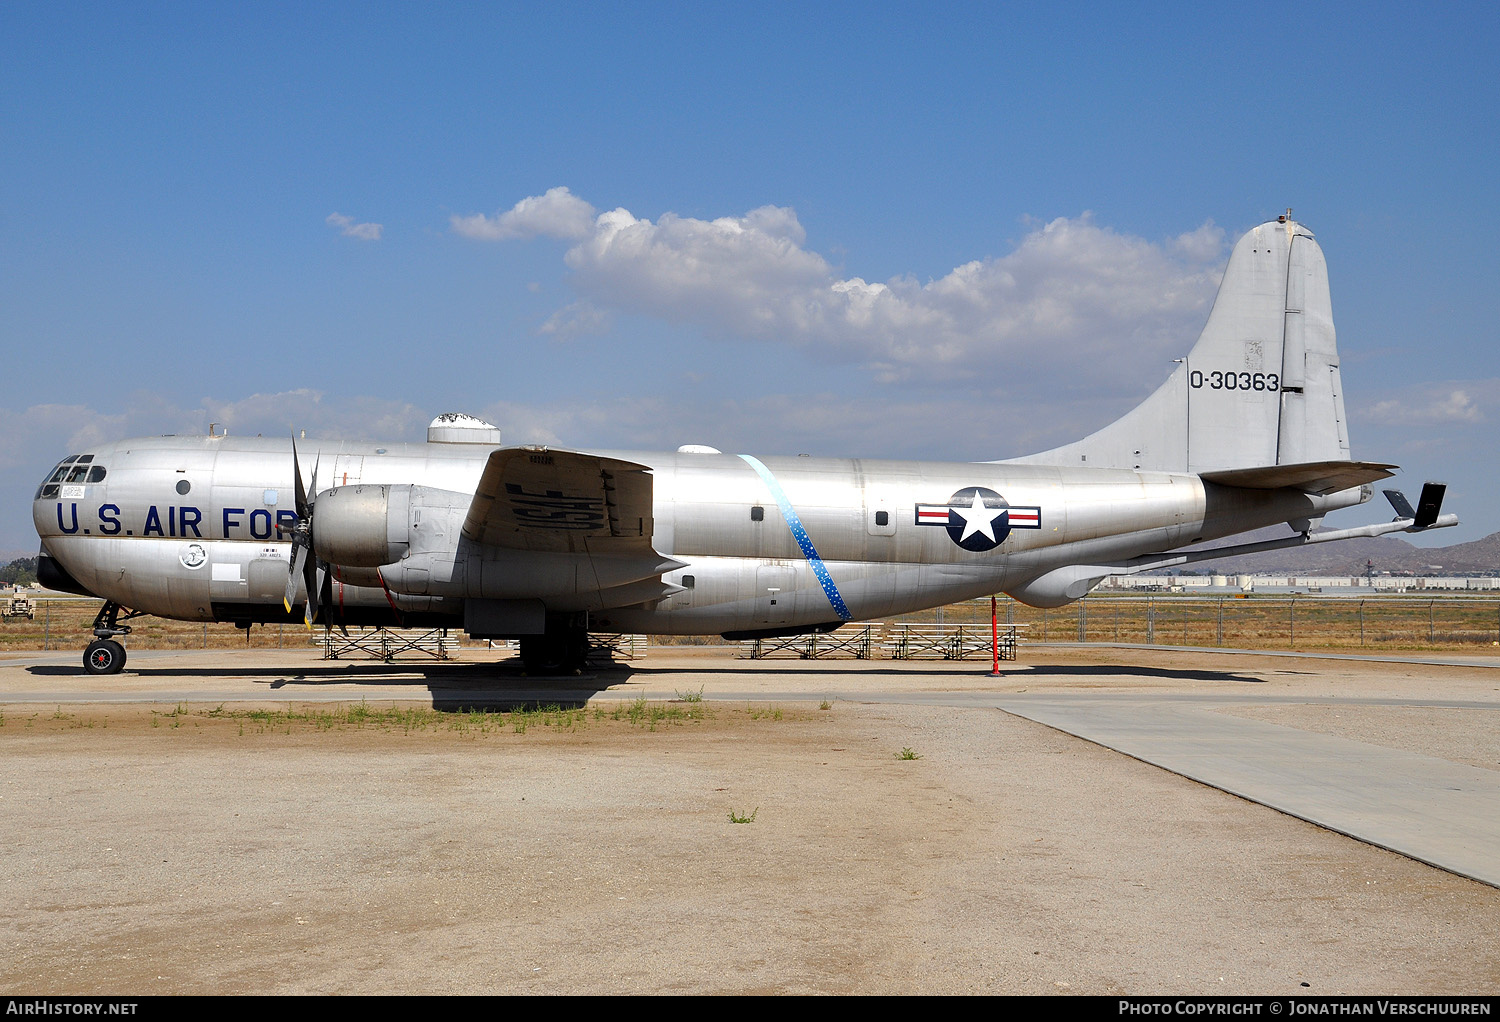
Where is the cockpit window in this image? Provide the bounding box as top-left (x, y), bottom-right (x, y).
top-left (36, 455), bottom-right (105, 499)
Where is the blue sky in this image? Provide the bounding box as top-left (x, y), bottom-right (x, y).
top-left (3, 2), bottom-right (1497, 555)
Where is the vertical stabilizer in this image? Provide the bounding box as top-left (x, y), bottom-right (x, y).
top-left (1006, 216), bottom-right (1351, 473)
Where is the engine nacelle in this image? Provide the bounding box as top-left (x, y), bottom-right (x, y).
top-left (1005, 565), bottom-right (1107, 609)
top-left (313, 484), bottom-right (411, 567)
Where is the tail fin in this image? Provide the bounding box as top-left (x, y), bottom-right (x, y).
top-left (1008, 215), bottom-right (1351, 473)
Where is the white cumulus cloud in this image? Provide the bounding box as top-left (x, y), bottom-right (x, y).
top-left (326, 212), bottom-right (383, 241)
top-left (1364, 382), bottom-right (1492, 426)
top-left (456, 189), bottom-right (1228, 392)
top-left (450, 186), bottom-right (597, 241)
top-left (538, 300), bottom-right (611, 341)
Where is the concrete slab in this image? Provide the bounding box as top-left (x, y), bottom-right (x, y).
top-left (996, 693), bottom-right (1500, 888)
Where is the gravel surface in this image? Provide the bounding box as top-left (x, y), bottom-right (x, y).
top-left (2, 646), bottom-right (1498, 995)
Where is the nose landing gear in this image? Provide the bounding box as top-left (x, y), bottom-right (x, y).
top-left (82, 601), bottom-right (139, 676)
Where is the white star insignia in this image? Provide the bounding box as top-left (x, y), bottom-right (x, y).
top-left (949, 491), bottom-right (1003, 543)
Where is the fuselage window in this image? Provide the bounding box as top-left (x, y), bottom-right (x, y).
top-left (875, 510), bottom-right (889, 527)
top-left (682, 574), bottom-right (696, 589)
top-left (87, 466), bottom-right (106, 483)
top-left (750, 505), bottom-right (765, 522)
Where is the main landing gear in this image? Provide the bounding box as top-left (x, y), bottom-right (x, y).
top-left (83, 601), bottom-right (139, 676)
top-left (518, 613), bottom-right (590, 675)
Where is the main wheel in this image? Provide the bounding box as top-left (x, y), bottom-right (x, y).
top-left (83, 639), bottom-right (126, 675)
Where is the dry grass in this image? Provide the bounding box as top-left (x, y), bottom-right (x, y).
top-left (1, 597), bottom-right (326, 652)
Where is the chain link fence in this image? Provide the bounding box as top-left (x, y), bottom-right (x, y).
top-left (895, 595), bottom-right (1500, 650)
top-left (5, 592), bottom-right (1500, 654)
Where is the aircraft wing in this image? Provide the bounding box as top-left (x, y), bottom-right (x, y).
top-left (1198, 460), bottom-right (1396, 496)
top-left (461, 447), bottom-right (656, 553)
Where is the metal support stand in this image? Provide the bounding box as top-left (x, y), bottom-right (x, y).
top-left (739, 626), bottom-right (875, 659)
top-left (990, 596), bottom-right (1001, 676)
top-left (323, 627), bottom-right (460, 662)
top-left (883, 622), bottom-right (1024, 661)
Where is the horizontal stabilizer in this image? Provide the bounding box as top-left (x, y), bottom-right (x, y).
top-left (1199, 460), bottom-right (1395, 495)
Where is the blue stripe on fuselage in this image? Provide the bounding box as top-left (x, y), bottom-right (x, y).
top-left (737, 454), bottom-right (852, 621)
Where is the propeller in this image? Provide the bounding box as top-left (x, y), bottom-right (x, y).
top-left (277, 436), bottom-right (323, 629)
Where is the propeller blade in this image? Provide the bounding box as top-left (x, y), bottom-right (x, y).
top-left (303, 555), bottom-right (321, 629)
top-left (284, 542), bottom-right (307, 613)
top-left (290, 435), bottom-right (311, 519)
top-left (285, 434), bottom-right (322, 627)
top-left (323, 569), bottom-right (347, 637)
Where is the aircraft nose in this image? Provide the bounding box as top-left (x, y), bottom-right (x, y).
top-left (32, 449), bottom-right (115, 538)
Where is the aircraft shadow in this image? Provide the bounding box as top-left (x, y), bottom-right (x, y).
top-left (605, 662), bottom-right (1265, 684)
top-left (1016, 664), bottom-right (1266, 683)
top-left (23, 659), bottom-right (631, 711)
top-left (21, 656), bottom-right (1265, 712)
top-left (610, 662), bottom-right (978, 679)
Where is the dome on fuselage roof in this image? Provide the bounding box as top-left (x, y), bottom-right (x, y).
top-left (426, 413), bottom-right (502, 444)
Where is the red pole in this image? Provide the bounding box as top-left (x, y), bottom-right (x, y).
top-left (990, 595), bottom-right (1000, 676)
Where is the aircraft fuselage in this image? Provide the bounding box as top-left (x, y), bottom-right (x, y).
top-left (33, 434), bottom-right (1353, 635)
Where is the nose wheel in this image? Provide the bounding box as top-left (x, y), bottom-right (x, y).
top-left (84, 639), bottom-right (127, 675)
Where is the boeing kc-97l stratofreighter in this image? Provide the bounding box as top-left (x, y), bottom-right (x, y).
top-left (33, 215), bottom-right (1456, 674)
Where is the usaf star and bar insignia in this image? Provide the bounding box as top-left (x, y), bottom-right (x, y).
top-left (915, 487), bottom-right (1041, 552)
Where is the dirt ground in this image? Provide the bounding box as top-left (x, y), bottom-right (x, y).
top-left (1, 645), bottom-right (1498, 995)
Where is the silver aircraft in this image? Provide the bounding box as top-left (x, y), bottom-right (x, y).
top-left (33, 215), bottom-right (1456, 674)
